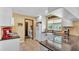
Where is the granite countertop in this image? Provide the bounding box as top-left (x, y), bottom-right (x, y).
top-left (39, 40), bottom-right (71, 51)
top-left (38, 35), bottom-right (79, 51)
top-left (0, 36), bottom-right (20, 41)
top-left (38, 40), bottom-right (59, 51)
top-left (38, 40), bottom-right (55, 51)
top-left (53, 31), bottom-right (64, 36)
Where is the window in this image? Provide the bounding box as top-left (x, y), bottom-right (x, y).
top-left (47, 18), bottom-right (62, 31)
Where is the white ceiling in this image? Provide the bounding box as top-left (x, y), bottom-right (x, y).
top-left (12, 7), bottom-right (79, 21)
top-left (12, 7), bottom-right (48, 17)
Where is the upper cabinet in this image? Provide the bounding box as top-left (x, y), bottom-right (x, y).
top-left (0, 7), bottom-right (13, 26)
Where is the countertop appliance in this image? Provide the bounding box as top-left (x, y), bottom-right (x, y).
top-left (2, 27), bottom-right (12, 39)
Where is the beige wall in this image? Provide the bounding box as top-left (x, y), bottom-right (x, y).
top-left (70, 21), bottom-right (79, 36)
top-left (13, 13), bottom-right (36, 42)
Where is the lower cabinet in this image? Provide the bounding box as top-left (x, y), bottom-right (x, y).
top-left (0, 38), bottom-right (20, 51)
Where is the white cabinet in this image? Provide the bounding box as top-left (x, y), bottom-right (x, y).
top-left (0, 38), bottom-right (20, 51)
top-left (0, 7), bottom-right (13, 26)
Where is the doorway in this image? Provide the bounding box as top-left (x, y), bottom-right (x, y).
top-left (25, 19), bottom-right (34, 40)
top-left (25, 22), bottom-right (28, 36)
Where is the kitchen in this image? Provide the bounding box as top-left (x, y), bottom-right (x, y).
top-left (35, 7), bottom-right (79, 51)
top-left (0, 7), bottom-right (79, 51)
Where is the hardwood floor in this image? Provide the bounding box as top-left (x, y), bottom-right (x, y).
top-left (20, 39), bottom-right (41, 51)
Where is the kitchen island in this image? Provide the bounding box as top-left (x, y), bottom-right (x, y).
top-left (39, 40), bottom-right (71, 51)
top-left (0, 36), bottom-right (20, 51)
top-left (38, 35), bottom-right (79, 51)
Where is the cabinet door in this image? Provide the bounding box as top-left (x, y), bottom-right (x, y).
top-left (0, 8), bottom-right (13, 26)
top-left (0, 41), bottom-right (4, 51)
top-left (2, 39), bottom-right (20, 51)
